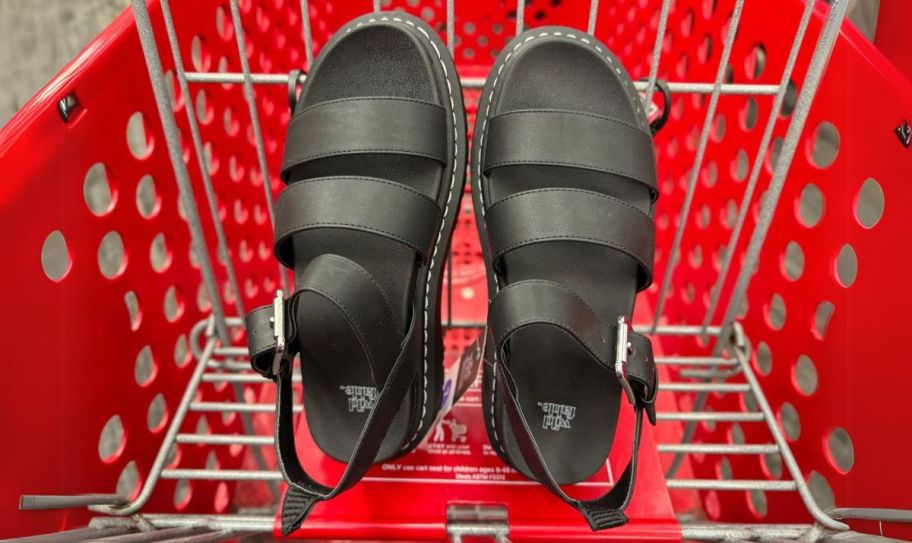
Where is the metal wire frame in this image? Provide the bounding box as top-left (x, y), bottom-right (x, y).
top-left (140, 0), bottom-right (850, 379)
top-left (662, 0), bottom-right (816, 480)
top-left (128, 0), bottom-right (230, 343)
top-left (24, 317), bottom-right (848, 537)
top-left (650, 0), bottom-right (746, 330)
top-left (225, 0), bottom-right (288, 296)
top-left (662, 0), bottom-right (850, 481)
top-left (157, 0), bottom-right (244, 321)
top-left (643, 0), bottom-right (672, 109)
top-left (650, 0), bottom-right (850, 339)
top-left (183, 71), bottom-right (783, 94)
top-left (85, 516), bottom-right (834, 542)
top-left (11, 523), bottom-right (240, 543)
top-left (157, 0), bottom-right (279, 500)
top-left (19, 0), bottom-right (856, 539)
top-left (699, 0), bottom-right (815, 335)
top-left (713, 0), bottom-right (850, 341)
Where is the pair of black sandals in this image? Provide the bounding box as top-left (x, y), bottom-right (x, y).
top-left (245, 12), bottom-right (659, 535)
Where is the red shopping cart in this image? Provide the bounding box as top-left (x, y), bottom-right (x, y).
top-left (3, 0), bottom-right (911, 540)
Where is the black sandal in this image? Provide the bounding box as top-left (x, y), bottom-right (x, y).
top-left (471, 27), bottom-right (659, 530)
top-left (244, 12), bottom-right (466, 535)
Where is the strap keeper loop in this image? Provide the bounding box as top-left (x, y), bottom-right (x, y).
top-left (615, 316), bottom-right (636, 405)
top-left (271, 289), bottom-right (287, 376)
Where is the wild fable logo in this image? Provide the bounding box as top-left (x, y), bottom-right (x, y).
top-left (340, 385), bottom-right (377, 413)
top-left (538, 401), bottom-right (576, 431)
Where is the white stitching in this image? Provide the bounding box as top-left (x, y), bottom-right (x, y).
top-left (475, 29), bottom-right (647, 452)
top-left (336, 15), bottom-right (460, 450)
top-left (411, 19), bottom-right (459, 448)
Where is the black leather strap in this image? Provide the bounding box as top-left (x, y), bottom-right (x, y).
top-left (485, 188), bottom-right (655, 291)
top-left (496, 361), bottom-right (648, 530)
top-left (298, 254), bottom-right (403, 383)
top-left (274, 305), bottom-right (418, 535)
top-left (273, 176), bottom-right (442, 267)
top-left (488, 280), bottom-right (607, 367)
top-left (487, 280), bottom-right (657, 413)
top-left (281, 97), bottom-right (448, 179)
top-left (482, 110), bottom-right (657, 199)
top-left (245, 303), bottom-right (283, 377)
top-left (245, 254), bottom-right (402, 382)
top-left (487, 280), bottom-right (657, 530)
top-left (244, 255), bottom-right (421, 535)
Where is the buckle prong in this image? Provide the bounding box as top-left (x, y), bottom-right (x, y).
top-left (271, 290), bottom-right (286, 376)
top-left (615, 316), bottom-right (636, 404)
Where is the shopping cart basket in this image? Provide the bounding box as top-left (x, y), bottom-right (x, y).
top-left (3, 0), bottom-right (911, 540)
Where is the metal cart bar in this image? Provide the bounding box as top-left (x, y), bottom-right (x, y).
top-left (182, 71), bottom-right (779, 95)
top-left (94, 516), bottom-right (276, 532)
top-left (102, 517), bottom-right (820, 543)
top-left (679, 523), bottom-right (815, 541)
top-left (643, 0), bottom-right (672, 108)
top-left (93, 526), bottom-right (204, 542)
top-left (206, 360), bottom-right (253, 371)
top-left (46, 315), bottom-right (845, 537)
top-left (730, 324), bottom-right (847, 530)
top-left (586, 0), bottom-right (600, 35)
top-left (300, 0), bottom-right (314, 66)
top-left (667, 479), bottom-right (797, 491)
top-left (654, 356), bottom-right (736, 366)
top-left (158, 530), bottom-right (236, 543)
top-left (175, 434), bottom-right (273, 446)
top-left (162, 469), bottom-right (284, 481)
top-left (4, 526), bottom-right (134, 543)
top-left (189, 402), bottom-right (301, 414)
top-left (657, 443), bottom-right (779, 455)
top-left (19, 494), bottom-right (126, 510)
top-left (677, 368), bottom-right (742, 380)
top-left (660, 382), bottom-right (750, 393)
top-left (151, 0), bottom-right (280, 479)
top-left (213, 346), bottom-right (256, 357)
top-left (655, 411), bottom-right (764, 422)
top-left (89, 320), bottom-right (219, 516)
top-left (200, 373), bottom-right (301, 383)
top-left (635, 324), bottom-right (722, 336)
top-left (447, 0), bottom-right (455, 54)
top-left (515, 0), bottom-right (524, 35)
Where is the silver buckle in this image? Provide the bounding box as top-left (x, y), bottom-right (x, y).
top-left (615, 316), bottom-right (635, 404)
top-left (271, 290), bottom-right (286, 375)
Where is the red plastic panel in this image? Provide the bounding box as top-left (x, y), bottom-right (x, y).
top-left (731, 13), bottom-right (912, 538)
top-left (627, 0), bottom-right (912, 536)
top-left (2, 0), bottom-right (911, 539)
top-left (625, 0), bottom-right (821, 523)
top-left (0, 0), bottom-right (291, 536)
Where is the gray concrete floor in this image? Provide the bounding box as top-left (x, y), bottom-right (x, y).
top-left (0, 0), bottom-right (128, 127)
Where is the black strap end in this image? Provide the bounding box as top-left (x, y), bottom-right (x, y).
top-left (281, 486), bottom-right (321, 536)
top-left (644, 403), bottom-right (657, 426)
top-left (581, 506), bottom-right (629, 531)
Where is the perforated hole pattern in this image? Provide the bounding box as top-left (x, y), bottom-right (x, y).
top-left (635, 0), bottom-right (903, 524)
top-left (4, 0), bottom-right (903, 531)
